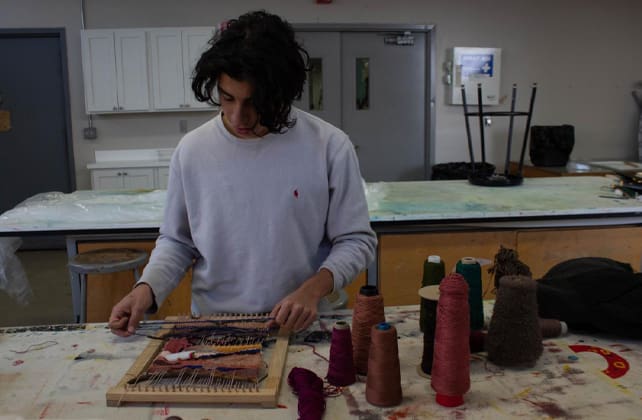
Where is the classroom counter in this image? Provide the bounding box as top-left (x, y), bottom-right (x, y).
top-left (2, 176), bottom-right (642, 323)
top-left (1, 304), bottom-right (641, 419)
top-left (2, 177), bottom-right (642, 234)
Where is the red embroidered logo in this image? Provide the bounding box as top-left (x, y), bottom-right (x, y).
top-left (293, 189), bottom-right (299, 198)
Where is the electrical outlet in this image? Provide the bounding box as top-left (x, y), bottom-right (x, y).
top-left (83, 126), bottom-right (97, 140)
top-left (179, 120), bottom-right (188, 133)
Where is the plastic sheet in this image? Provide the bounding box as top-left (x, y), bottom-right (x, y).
top-left (0, 190), bottom-right (166, 232)
top-left (0, 237), bottom-right (32, 305)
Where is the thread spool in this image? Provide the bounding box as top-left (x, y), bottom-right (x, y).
top-left (539, 318), bottom-right (568, 338)
top-left (365, 322), bottom-right (402, 406)
top-left (418, 284), bottom-right (441, 376)
top-left (326, 321), bottom-right (356, 386)
top-left (431, 273), bottom-right (470, 407)
top-left (456, 257), bottom-right (484, 331)
top-left (486, 275), bottom-right (543, 367)
top-left (420, 255), bottom-right (445, 332)
top-left (351, 285), bottom-right (385, 375)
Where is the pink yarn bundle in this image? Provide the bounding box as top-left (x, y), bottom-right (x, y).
top-left (288, 367), bottom-right (325, 420)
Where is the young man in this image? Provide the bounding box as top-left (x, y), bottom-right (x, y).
top-left (108, 10), bottom-right (376, 335)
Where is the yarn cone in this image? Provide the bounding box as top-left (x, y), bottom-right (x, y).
top-left (326, 321), bottom-right (356, 386)
top-left (351, 285), bottom-right (385, 375)
top-left (420, 255), bottom-right (445, 332)
top-left (486, 275), bottom-right (543, 367)
top-left (431, 273), bottom-right (470, 407)
top-left (365, 322), bottom-right (402, 406)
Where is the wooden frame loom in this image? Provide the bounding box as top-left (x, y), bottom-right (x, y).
top-left (106, 314), bottom-right (290, 407)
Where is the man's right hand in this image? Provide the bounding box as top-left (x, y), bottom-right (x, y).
top-left (108, 283), bottom-right (154, 337)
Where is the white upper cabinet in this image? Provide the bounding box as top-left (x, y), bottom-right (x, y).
top-left (149, 27), bottom-right (215, 110)
top-left (81, 29), bottom-right (149, 113)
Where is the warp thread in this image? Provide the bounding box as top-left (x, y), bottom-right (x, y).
top-left (288, 367), bottom-right (325, 420)
top-left (486, 275), bottom-right (543, 367)
top-left (351, 285), bottom-right (385, 375)
top-left (431, 273), bottom-right (470, 407)
top-left (420, 255), bottom-right (445, 332)
top-left (326, 321), bottom-right (356, 386)
top-left (365, 322), bottom-right (402, 406)
top-left (456, 257), bottom-right (484, 331)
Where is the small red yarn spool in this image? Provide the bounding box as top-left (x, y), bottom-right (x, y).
top-left (326, 321), bottom-right (356, 386)
top-left (431, 273), bottom-right (470, 407)
top-left (351, 285), bottom-right (385, 375)
top-left (365, 322), bottom-right (402, 407)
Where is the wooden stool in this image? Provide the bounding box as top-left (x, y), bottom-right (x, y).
top-left (68, 248), bottom-right (148, 323)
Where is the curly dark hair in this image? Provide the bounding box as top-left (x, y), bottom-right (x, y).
top-left (191, 10), bottom-right (309, 134)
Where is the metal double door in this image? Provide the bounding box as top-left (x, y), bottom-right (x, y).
top-left (295, 28), bottom-right (429, 182)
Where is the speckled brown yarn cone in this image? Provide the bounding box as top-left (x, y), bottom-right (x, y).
top-left (486, 275), bottom-right (543, 367)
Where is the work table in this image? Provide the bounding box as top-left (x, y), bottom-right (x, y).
top-left (1, 176), bottom-right (641, 233)
top-left (1, 305), bottom-right (641, 419)
top-left (2, 176), bottom-right (642, 321)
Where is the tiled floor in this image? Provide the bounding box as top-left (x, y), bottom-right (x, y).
top-left (0, 250), bottom-right (74, 327)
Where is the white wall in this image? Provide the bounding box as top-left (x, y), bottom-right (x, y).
top-left (2, 0), bottom-right (641, 188)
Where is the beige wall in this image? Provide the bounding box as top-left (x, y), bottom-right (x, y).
top-left (2, 0), bottom-right (641, 189)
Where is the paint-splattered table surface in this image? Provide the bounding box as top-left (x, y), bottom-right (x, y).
top-left (366, 176), bottom-right (642, 222)
top-left (2, 177), bottom-right (642, 234)
top-left (2, 305), bottom-right (641, 419)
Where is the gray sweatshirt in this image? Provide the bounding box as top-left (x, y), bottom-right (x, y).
top-left (139, 108), bottom-right (377, 314)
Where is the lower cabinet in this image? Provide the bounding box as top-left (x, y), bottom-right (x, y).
top-left (79, 240), bottom-right (367, 322)
top-left (90, 168), bottom-right (155, 190)
top-left (378, 231), bottom-right (516, 306)
top-left (90, 166), bottom-right (169, 190)
top-left (377, 225), bottom-right (642, 306)
top-left (78, 240), bottom-right (191, 323)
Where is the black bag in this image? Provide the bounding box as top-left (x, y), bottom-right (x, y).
top-left (537, 257), bottom-right (642, 338)
top-left (529, 125), bottom-right (575, 167)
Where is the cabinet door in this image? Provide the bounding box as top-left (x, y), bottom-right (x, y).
top-left (517, 226), bottom-right (642, 279)
top-left (91, 168), bottom-right (155, 190)
top-left (121, 168), bottom-right (155, 189)
top-left (114, 30), bottom-right (150, 111)
top-left (79, 240), bottom-right (192, 323)
top-left (378, 231), bottom-right (517, 305)
top-left (81, 30), bottom-right (118, 112)
top-left (91, 169), bottom-right (124, 190)
top-left (149, 29), bottom-right (184, 110)
top-left (157, 167), bottom-right (170, 189)
top-left (181, 28), bottom-right (215, 109)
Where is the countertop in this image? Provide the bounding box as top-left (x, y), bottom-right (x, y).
top-left (1, 177), bottom-right (642, 234)
top-left (1, 304), bottom-right (641, 419)
top-left (86, 148), bottom-right (173, 169)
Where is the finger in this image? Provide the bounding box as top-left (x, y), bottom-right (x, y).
top-left (274, 303), bottom-right (292, 327)
top-left (126, 309), bottom-right (145, 334)
top-left (269, 304), bottom-right (282, 325)
top-left (283, 306), bottom-right (304, 331)
top-left (296, 310), bottom-right (317, 333)
top-left (108, 315), bottom-right (128, 331)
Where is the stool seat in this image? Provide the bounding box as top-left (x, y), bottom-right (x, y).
top-left (68, 248), bottom-right (148, 274)
top-left (68, 248), bottom-right (148, 323)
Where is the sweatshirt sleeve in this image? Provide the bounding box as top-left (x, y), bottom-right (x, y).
top-left (320, 135), bottom-right (377, 292)
top-left (136, 151), bottom-right (199, 309)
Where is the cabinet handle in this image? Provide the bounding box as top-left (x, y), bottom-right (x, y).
top-left (122, 172), bottom-right (128, 176)
top-left (119, 106), bottom-right (124, 110)
top-left (113, 106), bottom-right (118, 111)
top-left (117, 172), bottom-right (122, 176)
top-left (184, 104), bottom-right (190, 108)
